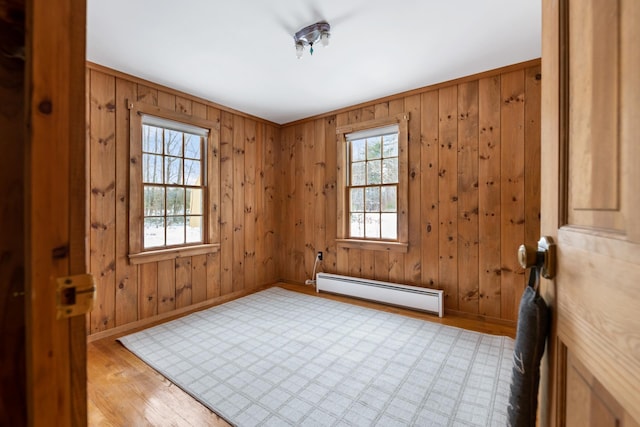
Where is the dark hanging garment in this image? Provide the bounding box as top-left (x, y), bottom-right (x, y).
top-left (508, 268), bottom-right (551, 427)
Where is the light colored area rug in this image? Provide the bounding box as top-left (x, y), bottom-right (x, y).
top-left (119, 287), bottom-right (514, 426)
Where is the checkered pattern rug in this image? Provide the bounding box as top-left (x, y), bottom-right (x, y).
top-left (119, 287), bottom-right (514, 426)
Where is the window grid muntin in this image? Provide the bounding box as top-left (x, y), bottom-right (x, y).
top-left (347, 132), bottom-right (399, 240)
top-left (142, 125), bottom-right (206, 249)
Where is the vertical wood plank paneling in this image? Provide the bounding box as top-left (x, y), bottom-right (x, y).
top-left (276, 61), bottom-right (539, 323)
top-left (264, 125), bottom-right (277, 281)
top-left (324, 116), bottom-right (338, 274)
top-left (86, 61), bottom-right (540, 334)
top-left (500, 70), bottom-right (526, 321)
top-left (157, 259), bottom-right (176, 313)
top-left (294, 124), bottom-right (306, 281)
top-left (174, 257), bottom-right (192, 308)
top-left (176, 96), bottom-right (192, 115)
top-left (478, 75), bottom-right (502, 318)
top-left (373, 102), bottom-right (391, 282)
top-left (314, 119), bottom-right (326, 280)
top-left (303, 122), bottom-right (316, 282)
top-left (404, 95), bottom-right (422, 285)
top-left (206, 106), bottom-right (222, 298)
top-left (255, 123), bottom-right (266, 285)
top-left (87, 64), bottom-right (284, 336)
top-left (158, 91), bottom-right (175, 110)
top-left (206, 252), bottom-right (221, 299)
top-left (114, 78), bottom-right (138, 326)
top-left (191, 254), bottom-right (207, 304)
top-left (280, 126), bottom-right (295, 281)
top-left (137, 263), bottom-right (157, 319)
top-left (136, 85), bottom-right (157, 105)
top-left (438, 85), bottom-right (459, 310)
top-left (524, 66), bottom-right (541, 249)
top-left (388, 99), bottom-right (405, 283)
top-left (192, 102), bottom-right (207, 120)
top-left (244, 119), bottom-right (257, 289)
top-left (232, 115), bottom-right (245, 292)
top-left (89, 70), bottom-right (116, 332)
top-left (457, 81), bottom-right (480, 313)
top-left (420, 91), bottom-right (439, 289)
top-left (219, 112), bottom-right (234, 295)
top-left (335, 112), bottom-right (350, 275)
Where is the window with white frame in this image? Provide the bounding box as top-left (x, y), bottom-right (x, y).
top-left (127, 101), bottom-right (221, 264)
top-left (346, 125), bottom-right (399, 240)
top-left (140, 115), bottom-right (207, 249)
top-left (336, 113), bottom-right (409, 252)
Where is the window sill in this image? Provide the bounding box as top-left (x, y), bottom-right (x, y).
top-left (336, 239), bottom-right (408, 253)
top-left (128, 243), bottom-right (220, 265)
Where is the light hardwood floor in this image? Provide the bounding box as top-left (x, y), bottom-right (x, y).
top-left (88, 283), bottom-right (516, 426)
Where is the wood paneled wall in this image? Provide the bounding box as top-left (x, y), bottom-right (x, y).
top-left (87, 59), bottom-right (540, 334)
top-left (87, 64), bottom-right (278, 334)
top-left (278, 60), bottom-right (541, 322)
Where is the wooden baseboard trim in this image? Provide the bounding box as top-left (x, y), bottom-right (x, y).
top-left (87, 284), bottom-right (275, 343)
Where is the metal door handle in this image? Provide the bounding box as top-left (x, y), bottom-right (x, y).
top-left (518, 236), bottom-right (556, 279)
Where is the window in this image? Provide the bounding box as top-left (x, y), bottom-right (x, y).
top-left (336, 113), bottom-right (409, 252)
top-left (128, 102), bottom-right (220, 263)
top-left (141, 116), bottom-right (206, 249)
top-left (347, 125), bottom-right (399, 240)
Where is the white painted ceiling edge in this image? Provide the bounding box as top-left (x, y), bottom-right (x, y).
top-left (87, 0), bottom-right (541, 125)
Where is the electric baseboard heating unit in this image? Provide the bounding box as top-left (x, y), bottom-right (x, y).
top-left (316, 273), bottom-right (444, 317)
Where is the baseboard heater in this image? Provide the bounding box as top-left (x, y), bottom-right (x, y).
top-left (316, 273), bottom-right (444, 317)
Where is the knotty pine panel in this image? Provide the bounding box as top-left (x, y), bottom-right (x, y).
top-left (457, 81), bottom-right (480, 314)
top-left (89, 69), bottom-right (117, 333)
top-left (87, 64), bottom-right (279, 336)
top-left (478, 75), bottom-right (502, 318)
top-left (438, 85), bottom-right (459, 311)
top-left (313, 119), bottom-right (327, 278)
top-left (405, 94), bottom-right (422, 285)
top-left (263, 125), bottom-right (278, 282)
top-left (175, 257), bottom-right (192, 309)
top-left (500, 70), bottom-right (526, 321)
top-left (323, 115), bottom-right (338, 275)
top-left (114, 78), bottom-right (138, 326)
top-left (303, 122), bottom-right (316, 282)
top-left (219, 111), bottom-right (234, 295)
top-left (278, 61), bottom-right (541, 323)
top-left (244, 119), bottom-right (257, 289)
top-left (420, 91), bottom-right (440, 289)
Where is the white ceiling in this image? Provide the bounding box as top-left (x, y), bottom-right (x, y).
top-left (87, 1), bottom-right (541, 125)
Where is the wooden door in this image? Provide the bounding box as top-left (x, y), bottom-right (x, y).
top-left (25, 0), bottom-right (88, 425)
top-left (540, 0), bottom-right (640, 426)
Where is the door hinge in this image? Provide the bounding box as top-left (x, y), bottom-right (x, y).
top-left (56, 274), bottom-right (96, 319)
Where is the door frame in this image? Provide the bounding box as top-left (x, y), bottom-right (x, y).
top-left (539, 0), bottom-right (563, 424)
top-left (25, 0), bottom-right (87, 425)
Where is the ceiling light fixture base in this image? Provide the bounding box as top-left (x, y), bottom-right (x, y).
top-left (294, 21), bottom-right (330, 58)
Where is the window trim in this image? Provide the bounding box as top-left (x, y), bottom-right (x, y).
top-left (127, 101), bottom-right (220, 263)
top-left (336, 113), bottom-right (410, 253)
